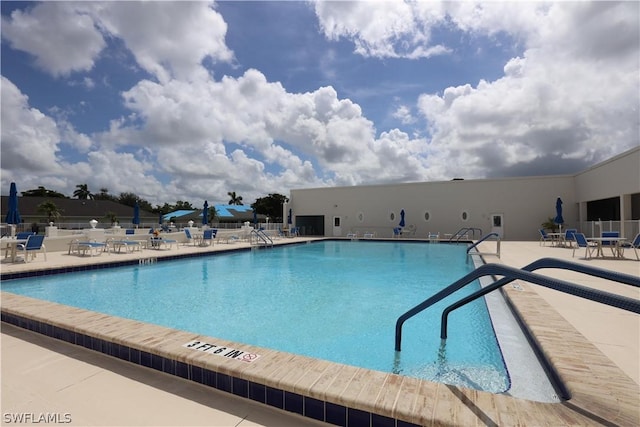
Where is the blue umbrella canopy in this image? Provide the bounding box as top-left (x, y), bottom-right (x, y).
top-left (554, 197), bottom-right (564, 226)
top-left (202, 200), bottom-right (209, 225)
top-left (399, 209), bottom-right (405, 228)
top-left (287, 208), bottom-right (292, 225)
top-left (132, 202), bottom-right (140, 226)
top-left (5, 182), bottom-right (21, 225)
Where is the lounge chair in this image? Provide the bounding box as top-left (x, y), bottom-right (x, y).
top-left (363, 232), bottom-right (375, 239)
top-left (619, 233), bottom-right (640, 260)
top-left (346, 232), bottom-right (358, 239)
top-left (106, 238), bottom-right (141, 253)
top-left (427, 232), bottom-right (440, 241)
top-left (14, 234), bottom-right (46, 262)
top-left (149, 236), bottom-right (177, 250)
top-left (572, 233), bottom-right (597, 259)
top-left (125, 229), bottom-right (135, 235)
top-left (68, 239), bottom-right (108, 257)
top-left (539, 229), bottom-right (552, 246)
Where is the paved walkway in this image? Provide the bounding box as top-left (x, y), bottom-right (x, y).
top-left (1, 239), bottom-right (639, 425)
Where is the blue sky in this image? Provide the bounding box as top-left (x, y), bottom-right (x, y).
top-left (1, 1), bottom-right (638, 207)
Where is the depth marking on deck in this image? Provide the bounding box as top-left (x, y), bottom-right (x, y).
top-left (183, 340), bottom-right (261, 363)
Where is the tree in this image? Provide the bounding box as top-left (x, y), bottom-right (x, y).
top-left (22, 186), bottom-right (67, 198)
top-left (118, 192), bottom-right (139, 207)
top-left (37, 201), bottom-right (63, 223)
top-left (227, 191), bottom-right (243, 205)
top-left (208, 207), bottom-right (218, 224)
top-left (251, 193), bottom-right (289, 222)
top-left (104, 211), bottom-right (118, 224)
top-left (174, 200), bottom-right (194, 210)
top-left (73, 184), bottom-right (93, 200)
top-left (94, 188), bottom-right (116, 201)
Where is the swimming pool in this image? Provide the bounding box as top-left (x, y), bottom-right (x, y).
top-left (1, 241), bottom-right (509, 392)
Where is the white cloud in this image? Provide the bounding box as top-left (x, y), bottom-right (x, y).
top-left (0, 77), bottom-right (61, 172)
top-left (413, 1), bottom-right (640, 178)
top-left (1, 2), bottom-right (106, 76)
top-left (1, 1), bottom-right (233, 82)
top-left (85, 1), bottom-right (233, 83)
top-left (1, 1), bottom-right (637, 206)
top-left (313, 0), bottom-right (449, 59)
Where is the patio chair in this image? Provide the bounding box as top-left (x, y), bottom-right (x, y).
top-left (619, 233), bottom-right (640, 260)
top-left (539, 229), bottom-right (552, 246)
top-left (15, 235), bottom-right (46, 263)
top-left (404, 224), bottom-right (417, 236)
top-left (392, 227), bottom-right (402, 238)
top-left (601, 231), bottom-right (620, 256)
top-left (15, 232), bottom-right (36, 239)
top-left (572, 233), bottom-right (597, 259)
top-left (184, 228), bottom-right (200, 246)
top-left (563, 228), bottom-right (577, 248)
top-left (200, 228), bottom-right (217, 246)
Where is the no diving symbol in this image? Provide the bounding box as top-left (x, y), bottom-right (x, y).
top-left (241, 353), bottom-right (259, 362)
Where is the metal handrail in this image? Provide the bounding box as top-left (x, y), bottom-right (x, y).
top-left (449, 227), bottom-right (483, 242)
top-left (440, 258), bottom-right (640, 339)
top-left (466, 232), bottom-right (500, 257)
top-left (394, 258), bottom-right (640, 351)
top-left (250, 229), bottom-right (273, 247)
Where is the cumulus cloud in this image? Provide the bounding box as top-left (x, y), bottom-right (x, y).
top-left (0, 77), bottom-right (61, 172)
top-left (414, 1), bottom-right (639, 178)
top-left (313, 0), bottom-right (450, 59)
top-left (1, 2), bottom-right (106, 76)
top-left (1, 1), bottom-right (637, 206)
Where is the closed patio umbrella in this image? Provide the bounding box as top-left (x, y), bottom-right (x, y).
top-left (132, 202), bottom-right (140, 227)
top-left (554, 197), bottom-right (564, 233)
top-left (202, 200), bottom-right (209, 226)
top-left (5, 182), bottom-right (21, 228)
top-left (399, 209), bottom-right (405, 228)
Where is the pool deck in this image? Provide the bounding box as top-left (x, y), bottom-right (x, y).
top-left (1, 238), bottom-right (639, 426)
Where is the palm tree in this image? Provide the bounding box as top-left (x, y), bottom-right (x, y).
top-left (73, 184), bottom-right (93, 200)
top-left (227, 191), bottom-right (243, 205)
top-left (37, 201), bottom-right (62, 223)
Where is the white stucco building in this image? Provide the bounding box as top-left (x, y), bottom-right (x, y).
top-left (286, 146), bottom-right (640, 241)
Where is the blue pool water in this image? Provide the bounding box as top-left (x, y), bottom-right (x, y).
top-left (1, 241), bottom-right (510, 392)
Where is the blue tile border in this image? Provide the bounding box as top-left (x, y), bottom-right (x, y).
top-left (0, 312), bottom-right (422, 427)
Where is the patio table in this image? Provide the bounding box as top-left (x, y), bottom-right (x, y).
top-left (3, 239), bottom-right (27, 262)
top-left (586, 237), bottom-right (628, 258)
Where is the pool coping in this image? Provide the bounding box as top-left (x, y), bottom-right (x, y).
top-left (1, 239), bottom-right (639, 426)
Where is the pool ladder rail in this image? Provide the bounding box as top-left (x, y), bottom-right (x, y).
top-left (250, 229), bottom-right (273, 248)
top-left (449, 227), bottom-right (483, 242)
top-left (395, 257), bottom-right (640, 351)
top-left (467, 232), bottom-right (500, 258)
